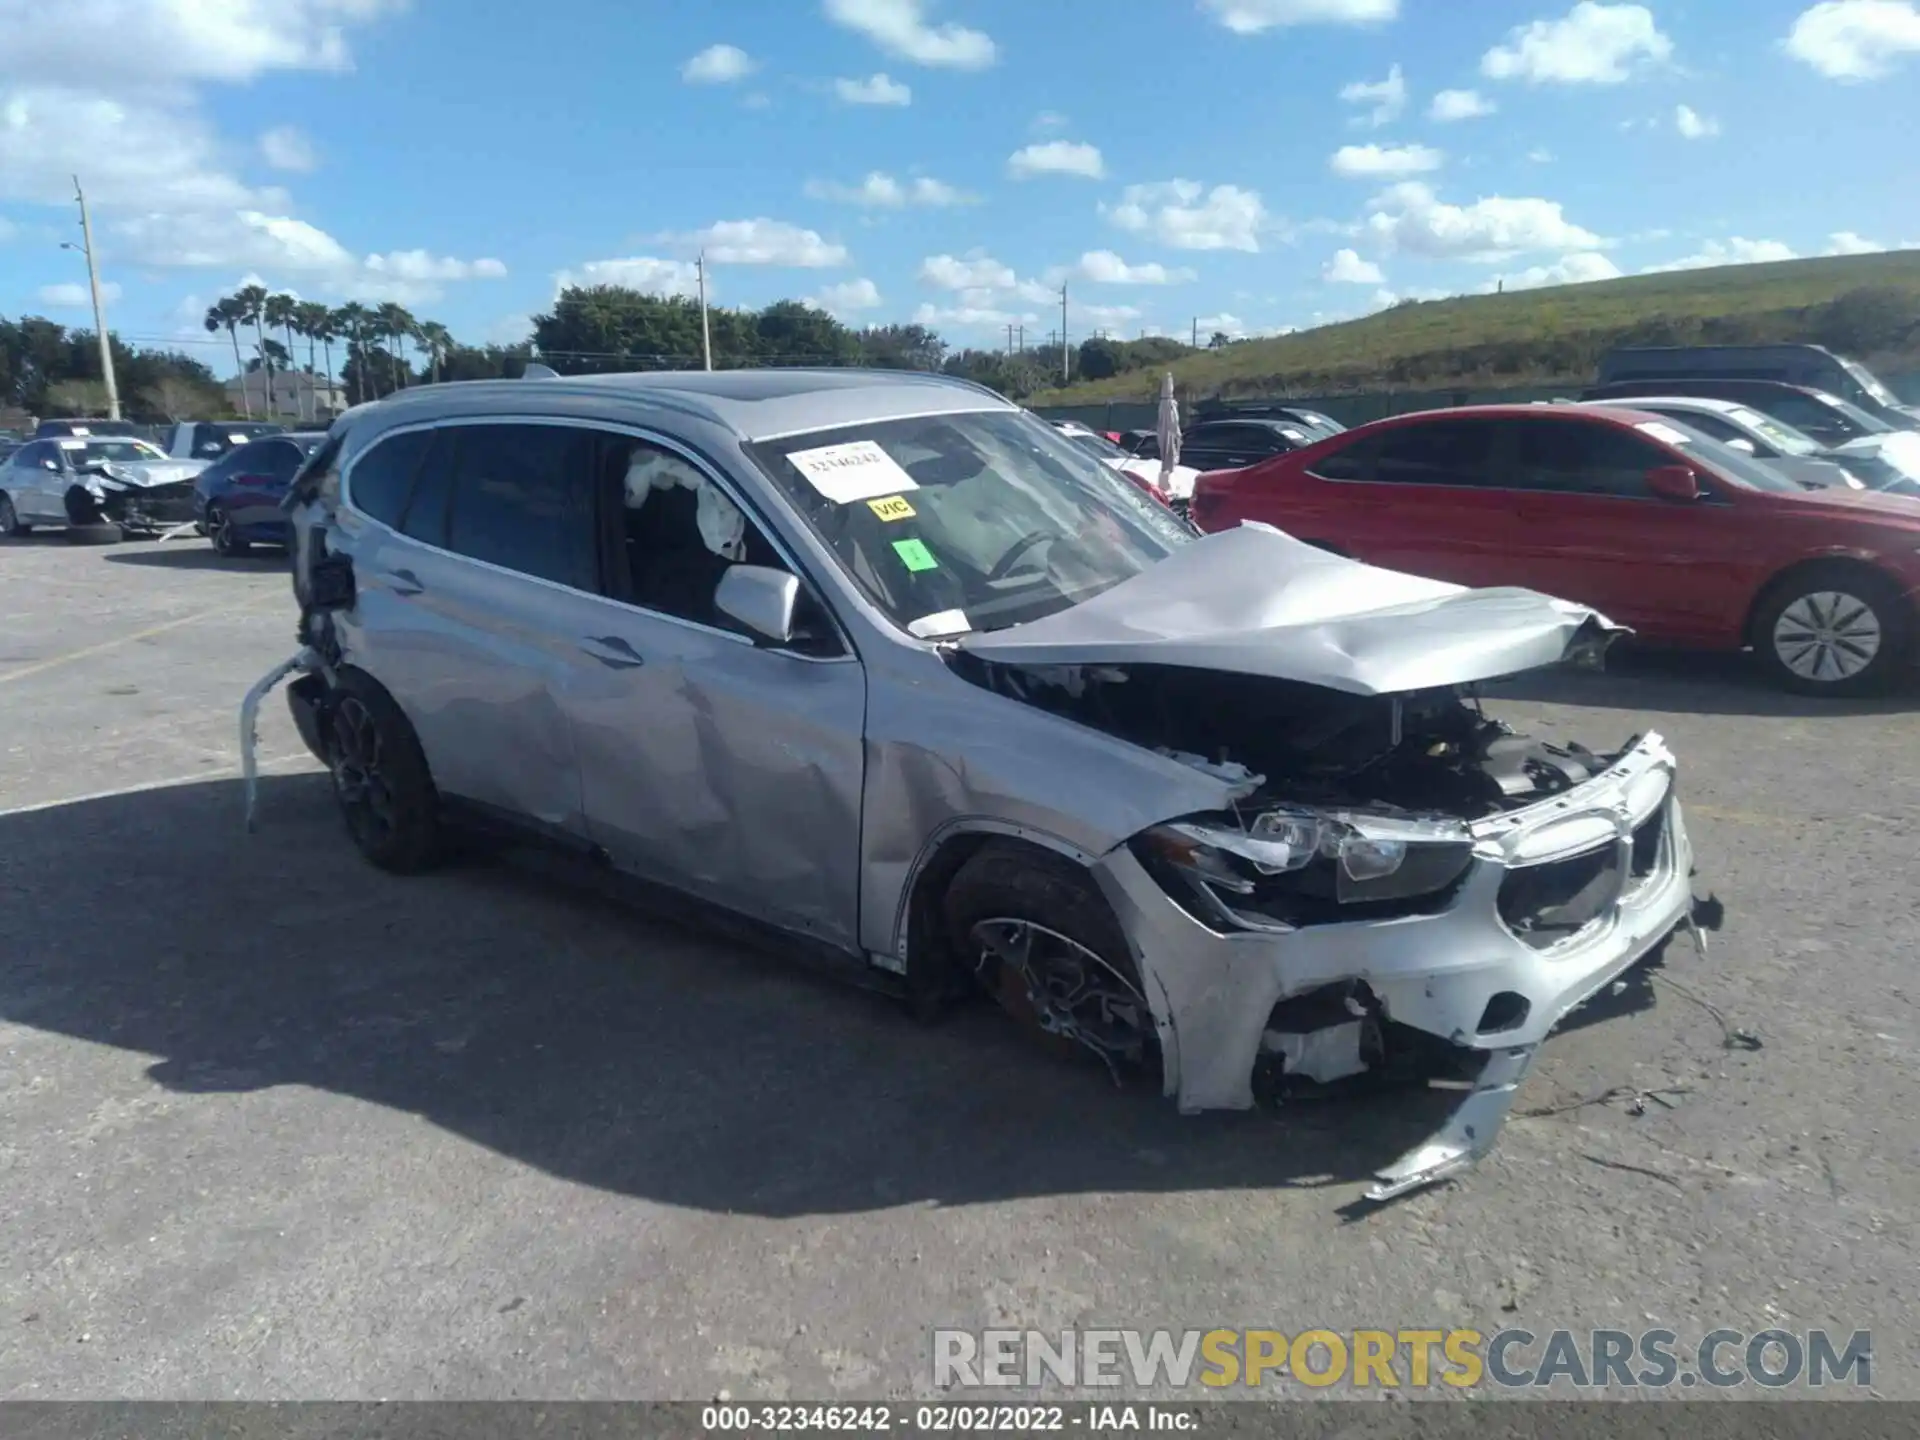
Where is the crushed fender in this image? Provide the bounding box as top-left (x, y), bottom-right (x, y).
top-left (240, 647), bottom-right (318, 831)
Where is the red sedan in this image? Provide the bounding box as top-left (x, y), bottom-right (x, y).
top-left (1188, 403), bottom-right (1920, 695)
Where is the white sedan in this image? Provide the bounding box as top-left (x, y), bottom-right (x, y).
top-left (1051, 421), bottom-right (1202, 501)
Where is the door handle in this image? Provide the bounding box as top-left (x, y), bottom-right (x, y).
top-left (581, 635), bottom-right (646, 670)
top-left (384, 568), bottom-right (424, 597)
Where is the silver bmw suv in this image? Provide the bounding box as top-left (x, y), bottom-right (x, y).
top-left (250, 368), bottom-right (1713, 1200)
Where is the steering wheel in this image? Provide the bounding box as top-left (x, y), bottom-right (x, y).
top-left (985, 530), bottom-right (1056, 583)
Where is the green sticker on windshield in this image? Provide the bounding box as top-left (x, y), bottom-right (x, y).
top-left (891, 538), bottom-right (938, 573)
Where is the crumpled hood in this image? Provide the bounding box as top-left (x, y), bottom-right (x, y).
top-left (85, 458), bottom-right (208, 491)
top-left (956, 522), bottom-right (1624, 697)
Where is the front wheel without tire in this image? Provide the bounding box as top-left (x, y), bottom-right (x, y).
top-left (64, 521), bottom-right (122, 546)
top-left (326, 672), bottom-right (444, 873)
top-left (1753, 566), bottom-right (1913, 697)
top-left (943, 842), bottom-right (1159, 1079)
top-left (0, 493), bottom-right (29, 537)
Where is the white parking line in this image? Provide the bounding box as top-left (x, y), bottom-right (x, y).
top-left (0, 601), bottom-right (271, 686)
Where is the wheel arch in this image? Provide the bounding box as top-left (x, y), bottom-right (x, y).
top-left (1742, 553), bottom-right (1917, 648)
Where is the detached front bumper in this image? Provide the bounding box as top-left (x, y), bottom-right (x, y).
top-left (1094, 732), bottom-right (1703, 1200)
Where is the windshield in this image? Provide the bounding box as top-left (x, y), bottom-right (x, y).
top-left (68, 439), bottom-right (166, 463)
top-left (1714, 406), bottom-right (1818, 455)
top-left (1636, 419), bottom-right (1808, 494)
top-left (1842, 359), bottom-right (1900, 407)
top-left (1066, 430), bottom-right (1132, 462)
top-left (749, 410), bottom-right (1192, 636)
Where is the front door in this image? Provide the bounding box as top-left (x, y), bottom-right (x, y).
top-left (556, 432), bottom-right (868, 951)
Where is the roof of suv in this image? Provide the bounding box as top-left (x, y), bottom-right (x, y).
top-left (351, 368), bottom-right (1016, 443)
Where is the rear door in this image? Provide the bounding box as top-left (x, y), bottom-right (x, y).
top-left (337, 421), bottom-right (600, 837)
top-left (1491, 416), bottom-right (1754, 640)
top-left (1294, 416), bottom-right (1527, 587)
top-left (8, 442), bottom-right (62, 520)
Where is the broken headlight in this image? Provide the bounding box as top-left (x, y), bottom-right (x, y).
top-left (1134, 809), bottom-right (1477, 929)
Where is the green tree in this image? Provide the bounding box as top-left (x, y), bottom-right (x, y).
top-left (334, 303), bottom-right (371, 403)
top-left (233, 284), bottom-right (275, 411)
top-left (856, 323), bottom-right (947, 371)
top-left (375, 302), bottom-right (415, 391)
top-left (416, 320), bottom-right (452, 383)
top-left (296, 301), bottom-right (333, 415)
top-left (1076, 336), bottom-right (1123, 382)
top-left (204, 298), bottom-right (252, 418)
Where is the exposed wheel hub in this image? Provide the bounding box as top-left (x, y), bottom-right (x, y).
top-left (330, 696), bottom-right (397, 840)
top-left (969, 918), bottom-right (1154, 1077)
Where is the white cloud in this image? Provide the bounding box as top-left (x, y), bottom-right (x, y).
top-left (1481, 3), bottom-right (1673, 84)
top-left (1202, 0), bottom-right (1399, 34)
top-left (552, 256), bottom-right (702, 299)
top-left (1485, 251), bottom-right (1622, 290)
top-left (1785, 0), bottom-right (1920, 80)
top-left (1073, 302), bottom-right (1145, 336)
top-left (810, 277), bottom-right (884, 316)
top-left (1007, 140), bottom-right (1105, 179)
top-left (1031, 110), bottom-right (1069, 131)
top-left (1363, 181), bottom-right (1605, 261)
top-left (36, 280), bottom-right (123, 307)
top-left (920, 252), bottom-right (1017, 290)
top-left (1323, 247), bottom-right (1385, 283)
top-left (1642, 238), bottom-right (1799, 272)
top-left (804, 172), bottom-right (973, 206)
top-left (682, 43), bottom-right (756, 84)
top-left (1339, 64), bottom-right (1407, 125)
top-left (1330, 142), bottom-right (1444, 178)
top-left (1429, 88), bottom-right (1496, 120)
top-left (823, 0), bottom-right (996, 69)
top-left (1060, 250), bottom-right (1197, 284)
top-left (667, 218), bottom-right (849, 267)
top-left (1528, 146), bottom-right (1556, 162)
top-left (911, 301), bottom-right (1036, 329)
top-left (1826, 230), bottom-right (1885, 254)
top-left (1675, 103), bottom-right (1720, 138)
top-left (1194, 312), bottom-right (1247, 339)
top-left (258, 125), bottom-right (317, 171)
top-left (833, 72), bottom-right (912, 104)
top-left (1104, 179), bottom-right (1269, 252)
top-left (364, 250), bottom-right (508, 282)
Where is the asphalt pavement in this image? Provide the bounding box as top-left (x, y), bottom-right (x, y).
top-left (1, 534), bottom-right (1916, 1401)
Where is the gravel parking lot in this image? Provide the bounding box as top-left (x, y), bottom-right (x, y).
top-left (2, 535), bottom-right (1917, 1401)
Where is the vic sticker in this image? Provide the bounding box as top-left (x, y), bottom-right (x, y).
top-left (867, 495), bottom-right (916, 522)
top-left (786, 440), bottom-right (920, 505)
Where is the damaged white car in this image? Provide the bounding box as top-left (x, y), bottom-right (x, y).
top-left (0, 435), bottom-right (208, 542)
top-left (247, 369), bottom-right (1718, 1201)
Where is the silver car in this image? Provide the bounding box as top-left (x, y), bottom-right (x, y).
top-left (248, 369), bottom-right (1713, 1201)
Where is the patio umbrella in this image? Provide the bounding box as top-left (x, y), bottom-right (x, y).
top-left (1155, 372), bottom-right (1181, 492)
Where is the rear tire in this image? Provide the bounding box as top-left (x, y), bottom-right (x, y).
top-left (64, 522), bottom-right (123, 546)
top-left (1751, 563), bottom-right (1912, 697)
top-left (325, 670), bottom-right (445, 873)
top-left (210, 505), bottom-right (251, 557)
top-left (944, 842), bottom-right (1159, 1077)
top-left (0, 493), bottom-right (29, 537)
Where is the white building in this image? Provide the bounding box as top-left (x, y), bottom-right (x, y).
top-left (224, 371), bottom-right (346, 422)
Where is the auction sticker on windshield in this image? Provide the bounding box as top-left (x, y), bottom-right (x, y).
top-left (1635, 421), bottom-right (1695, 447)
top-left (787, 440), bottom-right (920, 505)
top-left (892, 538), bottom-right (939, 572)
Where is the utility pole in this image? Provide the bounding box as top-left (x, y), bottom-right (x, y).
top-left (66, 176), bottom-right (121, 420)
top-left (1059, 281), bottom-right (1069, 384)
top-left (1017, 324), bottom-right (1024, 354)
top-left (1191, 317), bottom-right (1198, 349)
top-left (1006, 323), bottom-right (1015, 358)
top-left (696, 251), bottom-right (713, 371)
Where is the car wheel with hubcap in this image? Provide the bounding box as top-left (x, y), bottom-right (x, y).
top-left (1753, 565), bottom-right (1912, 697)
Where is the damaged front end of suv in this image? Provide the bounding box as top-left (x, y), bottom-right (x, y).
top-left (947, 525), bottom-right (1720, 1201)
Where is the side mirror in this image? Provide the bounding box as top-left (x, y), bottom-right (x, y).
top-left (1645, 464), bottom-right (1701, 502)
top-left (715, 564), bottom-right (799, 644)
top-left (1725, 437), bottom-right (1757, 455)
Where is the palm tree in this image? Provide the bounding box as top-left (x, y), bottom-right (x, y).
top-left (265, 293), bottom-right (304, 421)
top-left (203, 297), bottom-right (252, 418)
top-left (297, 302), bottom-right (333, 417)
top-left (417, 320), bottom-right (452, 384)
top-left (375, 302), bottom-right (415, 393)
top-left (334, 302), bottom-right (370, 404)
top-left (235, 284), bottom-right (276, 415)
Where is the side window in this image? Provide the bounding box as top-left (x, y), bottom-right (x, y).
top-left (260, 441), bottom-right (305, 481)
top-left (400, 429), bottom-right (457, 544)
top-left (1768, 393), bottom-right (1833, 431)
top-left (1374, 420), bottom-right (1499, 487)
top-left (443, 423), bottom-right (599, 590)
top-left (1307, 432), bottom-right (1384, 482)
top-left (1511, 420), bottom-right (1668, 498)
top-left (610, 438), bottom-right (797, 635)
top-left (346, 428), bottom-right (433, 528)
top-left (13, 442), bottom-right (51, 470)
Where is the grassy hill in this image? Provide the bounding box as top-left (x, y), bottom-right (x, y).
top-left (1029, 250), bottom-right (1920, 405)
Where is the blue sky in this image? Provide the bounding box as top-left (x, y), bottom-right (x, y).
top-left (3, 0), bottom-right (1919, 373)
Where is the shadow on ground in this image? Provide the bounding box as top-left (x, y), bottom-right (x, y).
top-left (1486, 643), bottom-right (1920, 718)
top-left (0, 775), bottom-right (1465, 1218)
top-left (104, 545), bottom-right (287, 572)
